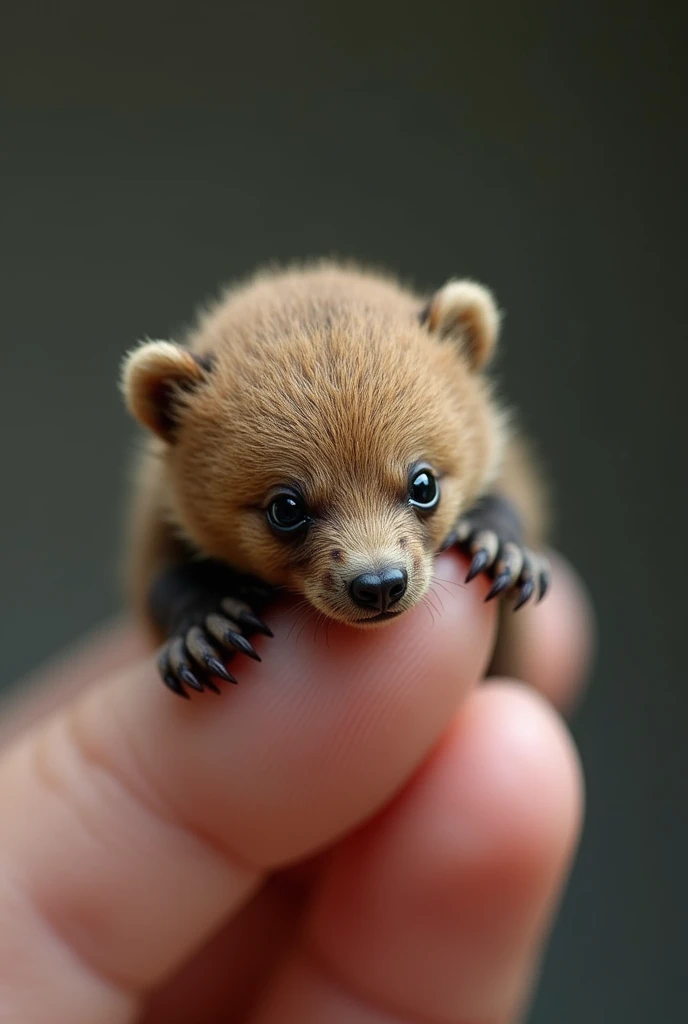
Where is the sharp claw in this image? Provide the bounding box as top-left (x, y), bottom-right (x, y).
top-left (439, 530), bottom-right (457, 552)
top-left (514, 577), bottom-right (535, 611)
top-left (237, 610), bottom-right (274, 638)
top-left (485, 571), bottom-right (512, 602)
top-left (206, 657), bottom-right (238, 684)
top-left (207, 614), bottom-right (261, 660)
top-left (202, 676), bottom-right (222, 695)
top-left (185, 626), bottom-right (235, 684)
top-left (163, 674), bottom-right (190, 699)
top-left (179, 667), bottom-right (205, 693)
top-left (158, 648), bottom-right (189, 698)
top-left (466, 549), bottom-right (489, 583)
top-left (225, 631), bottom-right (261, 661)
top-left (537, 571), bottom-right (550, 602)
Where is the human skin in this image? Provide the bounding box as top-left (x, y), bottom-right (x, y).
top-left (0, 550), bottom-right (592, 1023)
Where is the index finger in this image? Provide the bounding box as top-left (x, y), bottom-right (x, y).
top-left (0, 551), bottom-right (494, 1023)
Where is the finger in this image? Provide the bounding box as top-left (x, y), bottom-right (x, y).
top-left (0, 551), bottom-right (495, 1023)
top-left (141, 875), bottom-right (307, 1024)
top-left (250, 683), bottom-right (583, 1024)
top-left (489, 552), bottom-right (595, 714)
top-left (141, 855), bottom-right (331, 1023)
top-left (0, 616), bottom-right (149, 749)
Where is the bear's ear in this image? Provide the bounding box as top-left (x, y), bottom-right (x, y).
top-left (421, 279), bottom-right (501, 371)
top-left (121, 340), bottom-right (211, 441)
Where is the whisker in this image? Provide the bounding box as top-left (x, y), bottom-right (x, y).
top-left (313, 612), bottom-right (326, 644)
top-left (285, 602), bottom-right (312, 641)
top-left (432, 575), bottom-right (466, 590)
top-left (429, 585), bottom-right (446, 614)
top-left (426, 591), bottom-right (442, 619)
top-left (421, 595), bottom-right (436, 626)
top-left (296, 611), bottom-right (315, 645)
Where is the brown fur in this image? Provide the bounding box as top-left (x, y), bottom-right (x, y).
top-left (122, 261), bottom-right (545, 634)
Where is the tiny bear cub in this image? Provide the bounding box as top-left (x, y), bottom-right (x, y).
top-left (121, 262), bottom-right (549, 697)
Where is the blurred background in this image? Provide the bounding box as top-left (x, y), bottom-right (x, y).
top-left (1, 1), bottom-right (686, 1019)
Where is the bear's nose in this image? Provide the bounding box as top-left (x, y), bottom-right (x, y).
top-left (349, 567), bottom-right (408, 612)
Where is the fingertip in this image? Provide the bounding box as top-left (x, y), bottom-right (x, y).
top-left (100, 548), bottom-right (496, 870)
top-left (491, 551), bottom-right (596, 715)
top-left (297, 681), bottom-right (583, 1024)
top-left (452, 681), bottom-right (585, 866)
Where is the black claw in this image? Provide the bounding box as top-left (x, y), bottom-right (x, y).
top-left (201, 676), bottom-right (222, 695)
top-left (206, 656), bottom-right (238, 684)
top-left (439, 530), bottom-right (458, 552)
top-left (537, 571), bottom-right (550, 602)
top-left (163, 674), bottom-right (190, 699)
top-left (466, 549), bottom-right (489, 583)
top-left (485, 572), bottom-right (512, 602)
top-left (158, 647), bottom-right (189, 698)
top-left (237, 610), bottom-right (274, 638)
top-left (513, 577), bottom-right (536, 611)
top-left (179, 667), bottom-right (205, 693)
top-left (225, 631), bottom-right (261, 661)
top-left (158, 647), bottom-right (171, 677)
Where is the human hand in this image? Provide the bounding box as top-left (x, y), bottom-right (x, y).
top-left (0, 550), bottom-right (592, 1023)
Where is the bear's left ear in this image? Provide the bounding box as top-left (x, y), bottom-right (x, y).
top-left (421, 279), bottom-right (501, 371)
top-left (120, 340), bottom-right (211, 442)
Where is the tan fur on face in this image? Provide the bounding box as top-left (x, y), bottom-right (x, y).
top-left (122, 262), bottom-right (515, 626)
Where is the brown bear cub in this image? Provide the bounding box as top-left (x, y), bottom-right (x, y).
top-left (121, 262), bottom-right (549, 697)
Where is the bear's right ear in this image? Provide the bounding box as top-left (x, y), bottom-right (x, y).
top-left (120, 341), bottom-right (210, 442)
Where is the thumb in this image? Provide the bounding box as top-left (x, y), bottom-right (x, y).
top-left (0, 552), bottom-right (494, 1023)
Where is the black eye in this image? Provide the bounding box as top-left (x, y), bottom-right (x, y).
top-left (409, 467), bottom-right (440, 512)
top-left (267, 492), bottom-right (309, 533)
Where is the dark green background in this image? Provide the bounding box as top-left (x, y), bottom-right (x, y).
top-left (1, 2), bottom-right (686, 1019)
